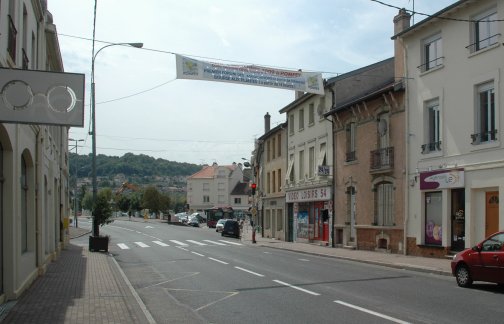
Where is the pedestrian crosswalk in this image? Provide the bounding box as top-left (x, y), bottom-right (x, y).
top-left (115, 239), bottom-right (243, 250)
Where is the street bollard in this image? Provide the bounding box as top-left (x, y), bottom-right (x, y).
top-left (252, 228), bottom-right (256, 244)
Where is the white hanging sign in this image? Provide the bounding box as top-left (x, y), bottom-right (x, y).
top-left (176, 54), bottom-right (324, 95)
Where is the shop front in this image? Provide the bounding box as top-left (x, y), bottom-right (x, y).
top-left (286, 186), bottom-right (332, 244)
top-left (418, 168), bottom-right (465, 256)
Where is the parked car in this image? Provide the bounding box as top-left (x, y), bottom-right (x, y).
top-left (175, 212), bottom-right (189, 224)
top-left (221, 219), bottom-right (240, 238)
top-left (451, 231), bottom-right (504, 287)
top-left (190, 213), bottom-right (206, 224)
top-left (215, 219), bottom-right (227, 232)
top-left (187, 216), bottom-right (199, 227)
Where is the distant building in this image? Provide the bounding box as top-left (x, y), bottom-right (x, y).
top-left (186, 162), bottom-right (249, 216)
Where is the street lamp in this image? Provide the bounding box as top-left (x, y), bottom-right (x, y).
top-left (69, 138), bottom-right (84, 228)
top-left (91, 42), bottom-right (143, 237)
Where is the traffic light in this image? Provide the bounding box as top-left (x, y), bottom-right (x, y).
top-left (251, 183), bottom-right (257, 195)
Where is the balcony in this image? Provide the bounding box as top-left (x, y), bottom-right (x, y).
top-left (417, 56), bottom-right (444, 73)
top-left (421, 141), bottom-right (442, 154)
top-left (465, 33), bottom-right (501, 53)
top-left (370, 147), bottom-right (394, 172)
top-left (471, 129), bottom-right (498, 145)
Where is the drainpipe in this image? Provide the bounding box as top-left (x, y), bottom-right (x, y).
top-left (326, 86), bottom-right (336, 247)
top-left (402, 40), bottom-right (409, 256)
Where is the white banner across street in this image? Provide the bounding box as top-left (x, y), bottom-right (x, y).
top-left (175, 54), bottom-right (324, 95)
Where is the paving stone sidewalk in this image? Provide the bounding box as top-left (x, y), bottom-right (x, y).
top-left (1, 225), bottom-right (154, 324)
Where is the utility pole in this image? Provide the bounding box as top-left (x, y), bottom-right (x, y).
top-left (69, 138), bottom-right (84, 228)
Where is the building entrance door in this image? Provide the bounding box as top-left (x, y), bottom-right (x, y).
top-left (451, 188), bottom-right (465, 251)
top-left (485, 191), bottom-right (499, 237)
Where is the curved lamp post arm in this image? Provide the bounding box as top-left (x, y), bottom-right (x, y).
top-left (90, 42), bottom-right (143, 237)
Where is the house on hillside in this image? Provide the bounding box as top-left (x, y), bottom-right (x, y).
top-left (186, 162), bottom-right (249, 217)
top-left (393, 0), bottom-right (504, 257)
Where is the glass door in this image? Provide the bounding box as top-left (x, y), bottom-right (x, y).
top-left (451, 189), bottom-right (465, 251)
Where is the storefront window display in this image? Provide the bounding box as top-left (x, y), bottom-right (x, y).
top-left (297, 203), bottom-right (309, 239)
top-left (425, 191), bottom-right (442, 246)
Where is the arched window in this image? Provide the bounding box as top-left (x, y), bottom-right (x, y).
top-left (21, 155), bottom-right (28, 252)
top-left (375, 182), bottom-right (394, 226)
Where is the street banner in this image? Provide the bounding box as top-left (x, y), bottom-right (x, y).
top-left (175, 54), bottom-right (324, 95)
top-left (0, 67), bottom-right (85, 127)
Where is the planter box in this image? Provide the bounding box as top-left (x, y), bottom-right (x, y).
top-left (89, 235), bottom-right (109, 252)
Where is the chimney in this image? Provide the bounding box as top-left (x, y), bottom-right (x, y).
top-left (393, 8), bottom-right (411, 81)
top-left (264, 112), bottom-right (271, 133)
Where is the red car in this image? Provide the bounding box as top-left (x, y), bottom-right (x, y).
top-left (451, 231), bottom-right (504, 287)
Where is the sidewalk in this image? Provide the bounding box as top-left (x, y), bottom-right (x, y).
top-left (1, 225), bottom-right (155, 324)
top-left (240, 224), bottom-right (453, 277)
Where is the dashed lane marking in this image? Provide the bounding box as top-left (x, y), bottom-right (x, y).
top-left (334, 300), bottom-right (410, 324)
top-left (273, 280), bottom-right (320, 296)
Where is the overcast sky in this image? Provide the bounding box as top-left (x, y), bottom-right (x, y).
top-left (49, 0), bottom-right (456, 165)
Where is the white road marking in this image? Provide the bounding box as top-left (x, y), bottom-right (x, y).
top-left (299, 258), bottom-right (310, 262)
top-left (135, 242), bottom-right (149, 248)
top-left (273, 280), bottom-right (320, 296)
top-left (145, 226), bottom-right (154, 228)
top-left (153, 241), bottom-right (169, 247)
top-left (203, 240), bottom-right (227, 246)
top-left (208, 257), bottom-right (228, 265)
top-left (186, 240), bottom-right (207, 246)
top-left (219, 240), bottom-right (243, 246)
top-left (170, 240), bottom-right (188, 246)
top-left (117, 243), bottom-right (130, 250)
top-left (177, 247), bottom-right (189, 251)
top-left (191, 251), bottom-right (205, 257)
top-left (334, 300), bottom-right (410, 324)
top-left (234, 267), bottom-right (264, 277)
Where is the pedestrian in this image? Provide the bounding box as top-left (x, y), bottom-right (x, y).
top-left (250, 219), bottom-right (254, 228)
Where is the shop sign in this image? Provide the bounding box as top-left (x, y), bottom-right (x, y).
top-left (318, 165), bottom-right (330, 176)
top-left (420, 168), bottom-right (464, 190)
top-left (286, 186), bottom-right (331, 203)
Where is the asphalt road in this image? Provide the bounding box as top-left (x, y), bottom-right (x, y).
top-left (75, 218), bottom-right (504, 324)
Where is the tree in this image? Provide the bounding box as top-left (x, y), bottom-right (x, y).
top-left (116, 194), bottom-right (130, 212)
top-left (82, 191), bottom-right (93, 211)
top-left (142, 186), bottom-right (162, 214)
top-left (92, 189), bottom-right (113, 237)
top-left (160, 192), bottom-right (171, 212)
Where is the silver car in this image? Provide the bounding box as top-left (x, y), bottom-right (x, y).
top-left (215, 219), bottom-right (227, 232)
